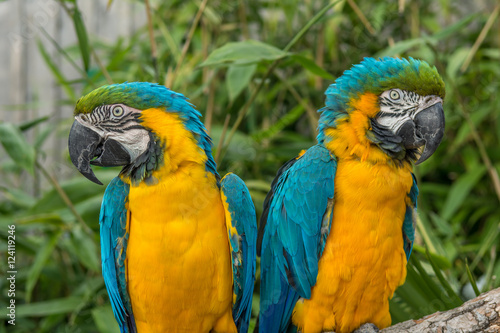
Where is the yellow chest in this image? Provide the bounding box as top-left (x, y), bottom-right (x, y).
top-left (124, 170), bottom-right (236, 333)
top-left (292, 158), bottom-right (413, 333)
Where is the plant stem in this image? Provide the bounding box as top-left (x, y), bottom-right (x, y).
top-left (39, 27), bottom-right (92, 85)
top-left (36, 161), bottom-right (93, 235)
top-left (144, 0), bottom-right (158, 82)
top-left (461, 4), bottom-right (500, 73)
top-left (431, 44), bottom-right (500, 204)
top-left (274, 70), bottom-right (318, 135)
top-left (456, 91), bottom-right (500, 203)
top-left (283, 0), bottom-right (340, 52)
top-left (166, 0), bottom-right (209, 88)
top-left (347, 0), bottom-right (376, 35)
top-left (92, 49), bottom-right (113, 84)
top-left (218, 1), bottom-right (340, 160)
top-left (215, 114), bottom-right (231, 165)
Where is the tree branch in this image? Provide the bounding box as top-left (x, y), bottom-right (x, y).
top-left (323, 287), bottom-right (500, 333)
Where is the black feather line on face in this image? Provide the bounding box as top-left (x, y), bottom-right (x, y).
top-left (87, 107), bottom-right (165, 185)
top-left (369, 119), bottom-right (418, 163)
top-left (119, 131), bottom-right (165, 186)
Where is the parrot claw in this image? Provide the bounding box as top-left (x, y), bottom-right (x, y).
top-left (353, 323), bottom-right (380, 333)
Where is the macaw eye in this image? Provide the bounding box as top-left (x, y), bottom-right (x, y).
top-left (112, 106), bottom-right (124, 117)
top-left (389, 90), bottom-right (400, 100)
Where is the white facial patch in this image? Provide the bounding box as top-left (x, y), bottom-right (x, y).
top-left (375, 89), bottom-right (442, 134)
top-left (76, 105), bottom-right (151, 162)
top-left (110, 127), bottom-right (150, 161)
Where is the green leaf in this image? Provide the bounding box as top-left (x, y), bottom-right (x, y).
top-left (200, 40), bottom-right (289, 67)
top-left (35, 125), bottom-right (54, 150)
top-left (429, 212), bottom-right (454, 236)
top-left (377, 13), bottom-right (477, 58)
top-left (290, 54), bottom-right (335, 80)
top-left (26, 231), bottom-right (63, 302)
top-left (252, 104), bottom-right (305, 142)
top-left (17, 296), bottom-right (83, 317)
top-left (425, 248), bottom-right (463, 308)
top-left (30, 170), bottom-right (116, 214)
top-left (468, 220), bottom-right (500, 272)
top-left (392, 262), bottom-right (439, 316)
top-left (416, 213), bottom-right (447, 257)
top-left (440, 166), bottom-right (487, 221)
top-left (70, 225), bottom-right (99, 272)
top-left (226, 64), bottom-right (257, 101)
top-left (37, 40), bottom-right (76, 100)
top-left (446, 47), bottom-right (470, 80)
top-left (72, 6), bottom-right (91, 72)
top-left (430, 13), bottom-right (477, 41)
top-left (16, 214), bottom-right (65, 226)
top-left (0, 186), bottom-right (36, 208)
top-left (91, 305), bottom-right (120, 333)
top-left (0, 123), bottom-right (36, 175)
top-left (210, 126), bottom-right (256, 162)
top-left (411, 255), bottom-right (445, 300)
top-left (451, 107), bottom-right (490, 152)
top-left (19, 116), bottom-right (50, 131)
top-left (465, 259), bottom-right (480, 297)
top-left (39, 314), bottom-right (66, 332)
top-left (413, 244), bottom-right (451, 269)
top-left (375, 38), bottom-right (426, 57)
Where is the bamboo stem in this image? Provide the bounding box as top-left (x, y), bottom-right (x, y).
top-left (461, 4), bottom-right (500, 73)
top-left (166, 0), bottom-right (209, 88)
top-left (36, 161), bottom-right (93, 235)
top-left (144, 0), bottom-right (159, 82)
top-left (274, 70), bottom-right (318, 135)
top-left (92, 49), bottom-right (113, 84)
top-left (458, 101), bottom-right (500, 202)
top-left (347, 0), bottom-right (376, 35)
top-left (215, 114), bottom-right (231, 165)
top-left (205, 77), bottom-right (216, 133)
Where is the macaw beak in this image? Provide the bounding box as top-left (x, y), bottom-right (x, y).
top-left (68, 120), bottom-right (131, 185)
top-left (396, 101), bottom-right (445, 165)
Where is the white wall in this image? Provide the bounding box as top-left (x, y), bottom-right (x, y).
top-left (0, 0), bottom-right (145, 192)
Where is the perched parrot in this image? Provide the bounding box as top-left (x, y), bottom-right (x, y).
top-left (68, 82), bottom-right (257, 333)
top-left (256, 57), bottom-right (445, 333)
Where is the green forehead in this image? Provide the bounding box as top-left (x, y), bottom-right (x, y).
top-left (375, 64), bottom-right (445, 98)
top-left (356, 58), bottom-right (445, 99)
top-left (74, 83), bottom-right (170, 115)
top-left (327, 58), bottom-right (446, 106)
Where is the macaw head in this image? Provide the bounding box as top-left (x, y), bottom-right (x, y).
top-left (68, 82), bottom-right (217, 185)
top-left (318, 57), bottom-right (445, 165)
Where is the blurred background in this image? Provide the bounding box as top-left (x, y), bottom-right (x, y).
top-left (0, 0), bottom-right (499, 332)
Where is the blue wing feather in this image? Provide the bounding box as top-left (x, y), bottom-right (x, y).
top-left (258, 145), bottom-right (337, 333)
top-left (100, 177), bottom-right (136, 333)
top-left (221, 173), bottom-right (257, 333)
top-left (403, 173), bottom-right (418, 261)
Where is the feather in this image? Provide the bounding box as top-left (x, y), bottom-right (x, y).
top-left (258, 145), bottom-right (337, 332)
top-left (220, 173), bottom-right (257, 333)
top-left (100, 177), bottom-right (136, 333)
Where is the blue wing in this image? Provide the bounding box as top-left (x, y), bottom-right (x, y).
top-left (99, 177), bottom-right (136, 333)
top-left (403, 173), bottom-right (418, 261)
top-left (221, 173), bottom-right (257, 333)
top-left (257, 144), bottom-right (337, 333)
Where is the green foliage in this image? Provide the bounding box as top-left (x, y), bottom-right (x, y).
top-left (1, 0), bottom-right (499, 331)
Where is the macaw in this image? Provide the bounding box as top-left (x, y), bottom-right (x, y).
top-left (68, 82), bottom-right (257, 333)
top-left (257, 57), bottom-right (445, 333)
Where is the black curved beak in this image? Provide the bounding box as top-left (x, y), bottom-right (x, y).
top-left (414, 103), bottom-right (445, 164)
top-left (68, 121), bottom-right (103, 185)
top-left (68, 120), bottom-right (131, 185)
top-left (396, 102), bottom-right (445, 165)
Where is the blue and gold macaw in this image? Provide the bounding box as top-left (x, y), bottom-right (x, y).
top-left (68, 82), bottom-right (257, 333)
top-left (257, 57), bottom-right (445, 333)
